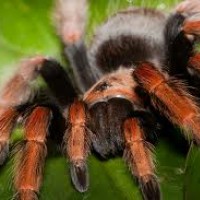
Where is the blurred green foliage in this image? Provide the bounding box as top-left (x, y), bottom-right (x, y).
top-left (0, 0), bottom-right (199, 199)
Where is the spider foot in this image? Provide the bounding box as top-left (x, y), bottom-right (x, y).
top-left (70, 160), bottom-right (89, 193)
top-left (139, 175), bottom-right (160, 200)
top-left (65, 100), bottom-right (90, 193)
top-left (14, 189), bottom-right (38, 200)
top-left (123, 118), bottom-right (161, 200)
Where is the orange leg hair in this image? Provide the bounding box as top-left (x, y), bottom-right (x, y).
top-left (188, 53), bottom-right (200, 73)
top-left (134, 63), bottom-right (200, 142)
top-left (64, 100), bottom-right (90, 193)
top-left (176, 0), bottom-right (200, 37)
top-left (183, 21), bottom-right (200, 37)
top-left (14, 107), bottom-right (51, 200)
top-left (124, 118), bottom-right (160, 200)
top-left (0, 57), bottom-right (45, 166)
top-left (0, 107), bottom-right (18, 164)
top-left (0, 56), bottom-right (76, 168)
top-left (0, 56), bottom-right (45, 107)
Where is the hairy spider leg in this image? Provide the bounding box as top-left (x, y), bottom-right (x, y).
top-left (0, 56), bottom-right (76, 165)
top-left (124, 118), bottom-right (160, 200)
top-left (40, 59), bottom-right (76, 107)
top-left (0, 56), bottom-right (45, 107)
top-left (0, 56), bottom-right (45, 166)
top-left (55, 0), bottom-right (101, 93)
top-left (134, 63), bottom-right (200, 143)
top-left (83, 68), bottom-right (160, 199)
top-left (165, 12), bottom-right (193, 76)
top-left (183, 21), bottom-right (200, 36)
top-left (176, 0), bottom-right (200, 14)
top-left (0, 108), bottom-right (18, 164)
top-left (189, 53), bottom-right (200, 74)
top-left (54, 0), bottom-right (87, 44)
top-left (64, 100), bottom-right (90, 192)
top-left (0, 56), bottom-right (76, 108)
top-left (175, 0), bottom-right (200, 42)
top-left (14, 107), bottom-right (51, 200)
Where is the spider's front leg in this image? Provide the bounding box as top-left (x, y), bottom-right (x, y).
top-left (0, 56), bottom-right (77, 199)
top-left (63, 100), bottom-right (90, 192)
top-left (124, 118), bottom-right (160, 200)
top-left (83, 69), bottom-right (161, 200)
top-left (133, 62), bottom-right (200, 142)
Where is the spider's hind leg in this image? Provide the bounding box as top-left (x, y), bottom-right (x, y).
top-left (54, 0), bottom-right (101, 93)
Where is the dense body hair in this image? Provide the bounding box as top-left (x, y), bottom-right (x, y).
top-left (89, 8), bottom-right (193, 79)
top-left (89, 8), bottom-right (167, 72)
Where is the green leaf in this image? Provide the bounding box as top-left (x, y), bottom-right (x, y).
top-left (0, 0), bottom-right (192, 199)
top-left (184, 144), bottom-right (200, 200)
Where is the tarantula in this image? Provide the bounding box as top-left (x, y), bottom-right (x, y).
top-left (1, 0), bottom-right (200, 199)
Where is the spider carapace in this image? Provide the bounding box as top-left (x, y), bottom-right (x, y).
top-left (1, 0), bottom-right (200, 199)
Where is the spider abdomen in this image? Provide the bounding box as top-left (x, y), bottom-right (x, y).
top-left (90, 8), bottom-right (167, 72)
